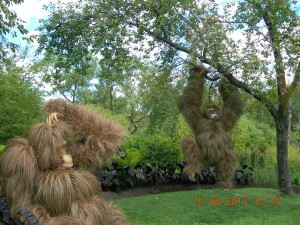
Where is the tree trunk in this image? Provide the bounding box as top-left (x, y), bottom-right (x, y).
top-left (275, 114), bottom-right (292, 195)
top-left (287, 104), bottom-right (292, 146)
top-left (109, 85), bottom-right (114, 113)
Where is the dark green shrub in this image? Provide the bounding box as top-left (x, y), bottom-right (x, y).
top-left (173, 114), bottom-right (193, 145)
top-left (140, 133), bottom-right (182, 167)
top-left (0, 145), bottom-right (5, 156)
top-left (115, 147), bottom-right (142, 169)
top-left (0, 74), bottom-right (43, 144)
top-left (120, 133), bottom-right (183, 168)
top-left (232, 116), bottom-right (276, 167)
top-left (278, 146), bottom-right (300, 187)
top-left (235, 165), bottom-right (253, 185)
top-left (100, 133), bottom-right (185, 191)
top-left (292, 172), bottom-right (300, 187)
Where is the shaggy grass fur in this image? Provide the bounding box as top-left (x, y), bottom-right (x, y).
top-left (34, 170), bottom-right (76, 216)
top-left (0, 138), bottom-right (37, 219)
top-left (0, 99), bottom-right (130, 224)
top-left (70, 170), bottom-right (101, 200)
top-left (71, 195), bottom-right (132, 225)
top-left (45, 99), bottom-right (125, 167)
top-left (178, 65), bottom-right (243, 188)
top-left (44, 216), bottom-right (84, 225)
top-left (28, 122), bottom-right (70, 171)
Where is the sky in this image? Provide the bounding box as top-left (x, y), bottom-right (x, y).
top-left (9, 0), bottom-right (300, 49)
top-left (8, 0), bottom-right (75, 45)
top-left (10, 0), bottom-right (75, 25)
top-left (7, 0), bottom-right (76, 99)
top-left (11, 0), bottom-right (52, 29)
top-left (6, 0), bottom-right (299, 99)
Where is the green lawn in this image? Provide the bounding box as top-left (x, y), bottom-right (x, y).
top-left (113, 188), bottom-right (300, 225)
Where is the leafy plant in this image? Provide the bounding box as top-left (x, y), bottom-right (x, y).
top-left (121, 133), bottom-right (183, 168)
top-left (139, 133), bottom-right (182, 167)
top-left (0, 145), bottom-right (5, 156)
top-left (173, 114), bottom-right (193, 145)
top-left (232, 116), bottom-right (275, 168)
top-left (267, 146), bottom-right (300, 187)
top-left (0, 73), bottom-right (43, 144)
top-left (97, 151), bottom-right (254, 192)
top-left (115, 148), bottom-right (142, 169)
top-left (197, 167), bottom-right (216, 185)
top-left (235, 165), bottom-right (253, 185)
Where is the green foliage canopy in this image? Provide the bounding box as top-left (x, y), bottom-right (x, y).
top-left (121, 133), bottom-right (183, 168)
top-left (0, 0), bottom-right (27, 60)
top-left (138, 68), bottom-right (181, 136)
top-left (36, 0), bottom-right (300, 194)
top-left (231, 116), bottom-right (276, 167)
top-left (0, 65), bottom-right (43, 144)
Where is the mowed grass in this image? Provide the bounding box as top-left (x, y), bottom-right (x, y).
top-left (113, 188), bottom-right (300, 225)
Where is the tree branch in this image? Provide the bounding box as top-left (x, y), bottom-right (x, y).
top-left (261, 4), bottom-right (288, 114)
top-left (215, 64), bottom-right (278, 120)
top-left (205, 73), bottom-right (221, 81)
top-left (288, 61), bottom-right (300, 94)
top-left (131, 21), bottom-right (279, 120)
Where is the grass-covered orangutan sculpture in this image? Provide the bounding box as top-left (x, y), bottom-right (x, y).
top-left (0, 99), bottom-right (131, 225)
top-left (178, 65), bottom-right (243, 189)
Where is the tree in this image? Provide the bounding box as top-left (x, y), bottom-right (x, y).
top-left (0, 59), bottom-right (43, 144)
top-left (37, 0), bottom-right (299, 194)
top-left (0, 0), bottom-right (42, 144)
top-left (0, 0), bottom-right (27, 60)
top-left (37, 2), bottom-right (143, 107)
top-left (290, 86), bottom-right (300, 146)
top-left (93, 53), bottom-right (141, 113)
top-left (31, 54), bottom-right (94, 103)
top-left (138, 67), bottom-right (182, 136)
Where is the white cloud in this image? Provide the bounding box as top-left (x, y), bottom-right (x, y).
top-left (10, 0), bottom-right (52, 23)
top-left (7, 1), bottom-right (79, 100)
top-left (10, 0), bottom-right (75, 24)
top-left (8, 0), bottom-right (77, 49)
